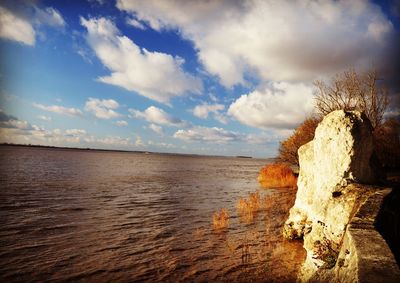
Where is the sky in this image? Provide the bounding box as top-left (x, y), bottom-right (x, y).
top-left (0, 0), bottom-right (399, 158)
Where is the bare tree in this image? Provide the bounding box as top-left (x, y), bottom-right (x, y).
top-left (278, 69), bottom-right (397, 168)
top-left (314, 69), bottom-right (389, 128)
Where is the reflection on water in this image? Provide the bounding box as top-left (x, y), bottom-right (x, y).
top-left (0, 146), bottom-right (305, 282)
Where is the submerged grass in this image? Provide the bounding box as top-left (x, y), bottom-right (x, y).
top-left (204, 185), bottom-right (304, 281)
top-left (212, 208), bottom-right (229, 230)
top-left (258, 162), bottom-right (297, 188)
top-left (236, 191), bottom-right (261, 223)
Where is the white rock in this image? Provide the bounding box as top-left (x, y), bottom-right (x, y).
top-left (283, 110), bottom-right (377, 279)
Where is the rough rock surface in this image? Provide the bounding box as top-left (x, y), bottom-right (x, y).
top-left (307, 187), bottom-right (400, 283)
top-left (283, 110), bottom-right (400, 281)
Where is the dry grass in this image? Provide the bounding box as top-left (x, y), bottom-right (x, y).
top-left (212, 208), bottom-right (229, 229)
top-left (217, 187), bottom-right (305, 282)
top-left (237, 191), bottom-right (261, 223)
top-left (258, 162), bottom-right (297, 188)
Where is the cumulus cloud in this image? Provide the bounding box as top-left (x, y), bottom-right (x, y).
top-left (117, 0), bottom-right (395, 87)
top-left (0, 110), bottom-right (33, 130)
top-left (0, 3), bottom-right (65, 46)
top-left (148, 140), bottom-right (175, 148)
top-left (0, 110), bottom-right (146, 149)
top-left (38, 115), bottom-right (51, 121)
top-left (33, 103), bottom-right (83, 117)
top-left (2, 119), bottom-right (33, 130)
top-left (80, 16), bottom-right (202, 104)
top-left (92, 136), bottom-right (131, 146)
top-left (148, 123), bottom-right (163, 135)
top-left (1, 110), bottom-right (17, 122)
top-left (172, 123), bottom-right (283, 145)
top-left (129, 106), bottom-right (185, 127)
top-left (114, 120), bottom-right (128, 126)
top-left (192, 103), bottom-right (223, 118)
top-left (192, 103), bottom-right (227, 124)
top-left (0, 110), bottom-right (86, 144)
top-left (228, 82), bottom-right (314, 129)
top-left (245, 129), bottom-right (293, 144)
top-left (173, 126), bottom-right (240, 143)
top-left (84, 98), bottom-right (121, 119)
top-left (0, 6), bottom-right (35, 45)
top-left (65, 129), bottom-right (87, 136)
top-left (135, 136), bottom-right (145, 147)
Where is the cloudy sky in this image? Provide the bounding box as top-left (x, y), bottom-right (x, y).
top-left (0, 0), bottom-right (398, 157)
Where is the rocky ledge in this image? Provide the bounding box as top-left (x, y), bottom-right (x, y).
top-left (283, 110), bottom-right (400, 282)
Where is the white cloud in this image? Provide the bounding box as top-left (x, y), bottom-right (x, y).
top-left (148, 140), bottom-right (175, 148)
top-left (244, 129), bottom-right (292, 144)
top-left (209, 93), bottom-right (218, 102)
top-left (34, 7), bottom-right (65, 27)
top-left (84, 97), bottom-right (121, 119)
top-left (173, 126), bottom-right (240, 143)
top-left (129, 106), bottom-right (185, 127)
top-left (0, 3), bottom-right (65, 46)
top-left (117, 0), bottom-right (395, 87)
top-left (126, 18), bottom-right (146, 30)
top-left (33, 103), bottom-right (83, 117)
top-left (0, 111), bottom-right (86, 144)
top-left (135, 136), bottom-right (145, 147)
top-left (228, 82), bottom-right (314, 129)
top-left (1, 119), bottom-right (33, 130)
top-left (65, 129), bottom-right (87, 136)
top-left (148, 123), bottom-right (163, 135)
top-left (38, 115), bottom-right (51, 121)
top-left (192, 103), bottom-right (227, 124)
top-left (0, 110), bottom-right (147, 149)
top-left (0, 6), bottom-right (35, 45)
top-left (0, 110), bottom-right (32, 131)
top-left (93, 136), bottom-right (131, 146)
top-left (114, 120), bottom-right (128, 126)
top-left (192, 103), bottom-right (223, 119)
top-left (80, 16), bottom-right (202, 104)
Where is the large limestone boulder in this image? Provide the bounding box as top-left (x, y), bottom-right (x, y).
top-left (283, 110), bottom-right (379, 279)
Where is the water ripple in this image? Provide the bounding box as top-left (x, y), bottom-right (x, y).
top-left (0, 146), bottom-right (305, 282)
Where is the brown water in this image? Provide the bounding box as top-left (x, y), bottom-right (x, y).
top-left (0, 145), bottom-right (305, 282)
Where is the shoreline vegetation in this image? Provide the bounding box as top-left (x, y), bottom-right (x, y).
top-left (258, 163), bottom-right (297, 188)
top-left (211, 67), bottom-right (400, 277)
top-left (210, 171), bottom-right (304, 280)
top-left (212, 162), bottom-right (298, 230)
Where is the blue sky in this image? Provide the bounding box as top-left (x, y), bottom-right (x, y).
top-left (0, 0), bottom-right (398, 157)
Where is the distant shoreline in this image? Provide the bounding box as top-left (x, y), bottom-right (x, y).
top-left (0, 142), bottom-right (148, 154)
top-left (0, 143), bottom-right (270, 160)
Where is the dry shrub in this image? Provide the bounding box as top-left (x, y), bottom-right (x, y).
top-left (212, 208), bottom-right (229, 229)
top-left (237, 191), bottom-right (261, 223)
top-left (278, 117), bottom-right (320, 165)
top-left (258, 163), bottom-right (297, 188)
top-left (374, 118), bottom-right (400, 170)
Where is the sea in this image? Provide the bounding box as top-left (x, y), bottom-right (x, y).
top-left (0, 145), bottom-right (305, 282)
